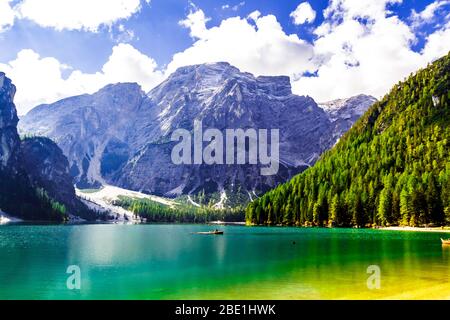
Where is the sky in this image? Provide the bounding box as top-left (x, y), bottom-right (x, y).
top-left (0, 0), bottom-right (449, 115)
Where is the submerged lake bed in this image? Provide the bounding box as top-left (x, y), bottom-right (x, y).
top-left (0, 224), bottom-right (449, 300)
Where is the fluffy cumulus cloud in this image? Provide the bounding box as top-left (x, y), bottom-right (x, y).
top-left (3, 0), bottom-right (149, 32)
top-left (179, 6), bottom-right (211, 39)
top-left (421, 23), bottom-right (450, 61)
top-left (101, 43), bottom-right (163, 87)
top-left (290, 2), bottom-right (316, 25)
top-left (0, 0), bottom-right (15, 32)
top-left (169, 8), bottom-right (315, 77)
top-left (0, 44), bottom-right (163, 115)
top-left (293, 0), bottom-right (450, 101)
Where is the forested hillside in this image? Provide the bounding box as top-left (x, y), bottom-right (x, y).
top-left (246, 52), bottom-right (450, 227)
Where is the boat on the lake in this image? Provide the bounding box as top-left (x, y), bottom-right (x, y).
top-left (194, 230), bottom-right (224, 235)
top-left (441, 238), bottom-right (450, 245)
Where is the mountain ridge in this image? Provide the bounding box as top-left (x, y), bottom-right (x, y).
top-left (19, 62), bottom-right (376, 206)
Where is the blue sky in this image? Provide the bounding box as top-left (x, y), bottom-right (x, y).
top-left (0, 0), bottom-right (449, 114)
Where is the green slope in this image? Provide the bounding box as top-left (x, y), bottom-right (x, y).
top-left (246, 52), bottom-right (450, 227)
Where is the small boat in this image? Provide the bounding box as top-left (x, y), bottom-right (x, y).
top-left (441, 238), bottom-right (450, 245)
top-left (194, 230), bottom-right (224, 235)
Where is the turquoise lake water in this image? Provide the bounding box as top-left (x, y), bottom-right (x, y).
top-left (0, 224), bottom-right (449, 299)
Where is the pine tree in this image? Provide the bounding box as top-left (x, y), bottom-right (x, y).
top-left (377, 187), bottom-right (392, 226)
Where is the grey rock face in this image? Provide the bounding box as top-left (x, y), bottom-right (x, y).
top-left (115, 63), bottom-right (333, 198)
top-left (319, 94), bottom-right (377, 141)
top-left (19, 63), bottom-right (372, 204)
top-left (0, 72), bottom-right (94, 220)
top-left (0, 72), bottom-right (20, 169)
top-left (19, 137), bottom-right (91, 217)
top-left (20, 82), bottom-right (147, 188)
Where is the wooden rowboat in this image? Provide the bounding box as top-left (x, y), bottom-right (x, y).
top-left (441, 238), bottom-right (450, 245)
top-left (194, 230), bottom-right (224, 235)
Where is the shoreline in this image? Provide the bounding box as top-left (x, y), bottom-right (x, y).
top-left (379, 226), bottom-right (450, 233)
top-left (3, 216), bottom-right (450, 233)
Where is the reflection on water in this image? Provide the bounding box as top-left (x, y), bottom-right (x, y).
top-left (0, 224), bottom-right (449, 299)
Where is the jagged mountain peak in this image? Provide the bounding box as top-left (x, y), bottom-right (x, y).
top-left (0, 71), bottom-right (19, 168)
top-left (99, 82), bottom-right (144, 94)
top-left (173, 61), bottom-right (237, 74)
top-left (319, 94), bottom-right (377, 112)
top-left (166, 62), bottom-right (243, 90)
top-left (154, 62), bottom-right (293, 100)
top-left (19, 62), bottom-right (372, 205)
top-left (0, 72), bottom-right (17, 106)
top-left (25, 82), bottom-right (146, 123)
top-left (318, 94), bottom-right (377, 142)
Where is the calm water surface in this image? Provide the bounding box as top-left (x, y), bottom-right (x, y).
top-left (0, 224), bottom-right (449, 299)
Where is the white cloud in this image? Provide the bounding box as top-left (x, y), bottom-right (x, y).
top-left (421, 21), bottom-right (450, 61)
top-left (0, 44), bottom-right (163, 115)
top-left (15, 0), bottom-right (147, 32)
top-left (170, 8), bottom-right (315, 77)
top-left (179, 6), bottom-right (211, 39)
top-left (323, 0), bottom-right (402, 21)
top-left (294, 17), bottom-right (421, 101)
top-left (290, 2), bottom-right (316, 25)
top-left (410, 0), bottom-right (450, 27)
top-left (0, 0), bottom-right (15, 32)
top-left (292, 0), bottom-right (450, 101)
top-left (101, 43), bottom-right (163, 88)
top-left (247, 10), bottom-right (261, 22)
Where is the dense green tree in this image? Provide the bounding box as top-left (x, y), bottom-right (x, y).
top-left (377, 187), bottom-right (392, 226)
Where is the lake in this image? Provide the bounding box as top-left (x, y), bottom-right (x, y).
top-left (0, 224), bottom-right (449, 299)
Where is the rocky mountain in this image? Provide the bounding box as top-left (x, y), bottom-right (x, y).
top-left (19, 62), bottom-right (372, 205)
top-left (19, 137), bottom-right (92, 217)
top-left (0, 72), bottom-right (95, 221)
top-left (319, 94), bottom-right (377, 142)
top-left (0, 72), bottom-right (20, 170)
top-left (20, 82), bottom-right (147, 189)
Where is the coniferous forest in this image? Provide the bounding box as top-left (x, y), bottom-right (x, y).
top-left (114, 196), bottom-right (245, 223)
top-left (246, 52), bottom-right (450, 227)
top-left (0, 169), bottom-right (68, 221)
